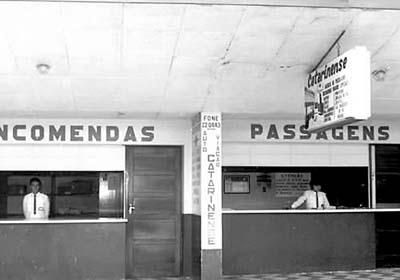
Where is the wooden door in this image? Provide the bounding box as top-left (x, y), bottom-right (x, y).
top-left (125, 146), bottom-right (182, 278)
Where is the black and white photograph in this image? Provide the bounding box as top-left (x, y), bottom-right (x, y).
top-left (0, 0), bottom-right (400, 279)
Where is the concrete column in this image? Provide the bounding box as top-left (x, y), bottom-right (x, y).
top-left (196, 112), bottom-right (223, 280)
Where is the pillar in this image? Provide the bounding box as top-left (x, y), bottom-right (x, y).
top-left (195, 112), bottom-right (222, 280)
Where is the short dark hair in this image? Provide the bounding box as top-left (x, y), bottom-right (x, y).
top-left (309, 180), bottom-right (322, 187)
top-left (29, 177), bottom-right (42, 186)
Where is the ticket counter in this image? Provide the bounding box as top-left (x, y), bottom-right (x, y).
top-left (222, 210), bottom-right (376, 274)
top-left (0, 219), bottom-right (126, 280)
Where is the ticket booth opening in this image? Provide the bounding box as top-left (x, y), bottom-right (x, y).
top-left (222, 166), bottom-right (368, 211)
top-left (0, 171), bottom-right (123, 219)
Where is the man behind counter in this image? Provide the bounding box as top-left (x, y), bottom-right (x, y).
top-left (291, 180), bottom-right (334, 209)
top-left (23, 177), bottom-right (50, 219)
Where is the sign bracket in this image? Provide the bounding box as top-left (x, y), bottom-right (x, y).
top-left (311, 30), bottom-right (346, 73)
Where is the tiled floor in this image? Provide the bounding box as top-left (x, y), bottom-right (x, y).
top-left (131, 268), bottom-right (400, 280)
top-left (223, 268), bottom-right (400, 280)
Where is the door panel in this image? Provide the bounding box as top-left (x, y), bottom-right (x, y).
top-left (133, 175), bottom-right (177, 193)
top-left (126, 146), bottom-right (182, 278)
top-left (134, 197), bottom-right (177, 213)
top-left (133, 220), bottom-right (176, 240)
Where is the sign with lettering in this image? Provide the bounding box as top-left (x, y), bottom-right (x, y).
top-left (274, 173), bottom-right (311, 197)
top-left (0, 123), bottom-right (154, 143)
top-left (305, 46), bottom-right (371, 132)
top-left (0, 119), bottom-right (191, 146)
top-left (249, 123), bottom-right (390, 142)
top-left (221, 119), bottom-right (400, 143)
top-left (200, 112), bottom-right (222, 250)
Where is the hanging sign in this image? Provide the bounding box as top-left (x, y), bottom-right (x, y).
top-left (305, 46), bottom-right (371, 132)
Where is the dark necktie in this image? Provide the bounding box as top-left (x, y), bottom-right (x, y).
top-left (33, 194), bottom-right (37, 215)
top-left (315, 191), bottom-right (319, 209)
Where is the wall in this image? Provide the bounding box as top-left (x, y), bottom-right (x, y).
top-left (221, 118), bottom-right (400, 167)
top-left (182, 115), bottom-right (202, 278)
top-left (223, 142), bottom-right (368, 167)
top-left (222, 213), bottom-right (376, 275)
top-left (0, 144), bottom-right (125, 171)
top-left (0, 222), bottom-right (125, 280)
top-left (182, 214), bottom-right (201, 278)
top-left (0, 118), bottom-right (193, 214)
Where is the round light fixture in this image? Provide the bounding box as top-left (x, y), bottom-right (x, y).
top-left (372, 68), bottom-right (388, 82)
top-left (36, 63), bottom-right (51, 74)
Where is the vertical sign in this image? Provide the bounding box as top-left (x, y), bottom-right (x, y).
top-left (305, 46), bottom-right (371, 132)
top-left (201, 112), bottom-right (222, 250)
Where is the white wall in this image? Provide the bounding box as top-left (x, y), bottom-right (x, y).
top-left (223, 142), bottom-right (368, 166)
top-left (221, 119), bottom-right (377, 167)
top-left (0, 118), bottom-right (194, 214)
top-left (0, 144), bottom-right (125, 171)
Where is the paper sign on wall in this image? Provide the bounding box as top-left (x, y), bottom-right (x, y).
top-left (274, 173), bottom-right (311, 197)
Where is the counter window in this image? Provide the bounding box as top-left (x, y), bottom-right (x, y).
top-left (0, 171), bottom-right (123, 219)
top-left (222, 167), bottom-right (368, 210)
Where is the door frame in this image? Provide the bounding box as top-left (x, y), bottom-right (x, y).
top-left (124, 145), bottom-right (183, 277)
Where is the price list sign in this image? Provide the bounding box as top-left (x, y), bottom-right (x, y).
top-left (274, 172), bottom-right (311, 197)
top-left (304, 46), bottom-right (371, 132)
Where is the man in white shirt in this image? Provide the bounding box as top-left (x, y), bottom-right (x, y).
top-left (23, 177), bottom-right (50, 219)
top-left (291, 181), bottom-right (331, 209)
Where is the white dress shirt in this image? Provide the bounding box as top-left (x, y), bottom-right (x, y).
top-left (291, 190), bottom-right (330, 209)
top-left (23, 192), bottom-right (50, 219)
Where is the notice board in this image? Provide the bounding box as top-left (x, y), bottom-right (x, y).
top-left (273, 172), bottom-right (311, 197)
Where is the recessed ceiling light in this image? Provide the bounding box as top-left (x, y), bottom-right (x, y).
top-left (36, 63), bottom-right (51, 74)
top-left (372, 68), bottom-right (388, 81)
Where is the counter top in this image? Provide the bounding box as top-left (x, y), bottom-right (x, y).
top-left (0, 218), bottom-right (128, 224)
top-left (222, 208), bottom-right (400, 214)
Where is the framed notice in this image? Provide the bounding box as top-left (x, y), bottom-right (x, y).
top-left (224, 175), bottom-right (250, 194)
top-left (274, 172), bottom-right (311, 197)
top-left (305, 46), bottom-right (371, 132)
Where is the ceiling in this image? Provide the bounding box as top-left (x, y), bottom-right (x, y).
top-left (0, 1), bottom-right (399, 120)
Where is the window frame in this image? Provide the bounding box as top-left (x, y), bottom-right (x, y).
top-left (222, 166), bottom-right (369, 210)
top-left (0, 171), bottom-right (124, 220)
